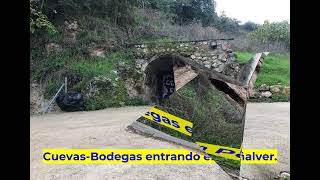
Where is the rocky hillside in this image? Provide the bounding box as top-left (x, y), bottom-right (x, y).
top-left (30, 1), bottom-right (290, 114)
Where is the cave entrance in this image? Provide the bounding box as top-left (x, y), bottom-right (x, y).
top-left (144, 55), bottom-right (181, 104)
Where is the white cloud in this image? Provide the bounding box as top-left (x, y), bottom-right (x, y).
top-left (215, 0), bottom-right (290, 24)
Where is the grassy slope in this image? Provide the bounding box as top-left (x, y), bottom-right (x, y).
top-left (235, 52), bottom-right (290, 102)
top-left (32, 14), bottom-right (289, 107)
top-left (30, 13), bottom-right (170, 110)
top-left (236, 52), bottom-right (290, 87)
top-left (31, 46), bottom-right (147, 110)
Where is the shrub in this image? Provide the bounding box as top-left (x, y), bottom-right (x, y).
top-left (249, 21), bottom-right (290, 50)
top-left (43, 0), bottom-right (137, 27)
top-left (230, 34), bottom-right (289, 53)
top-left (30, 1), bottom-right (57, 35)
top-left (241, 21), bottom-right (259, 32)
top-left (133, 9), bottom-right (227, 41)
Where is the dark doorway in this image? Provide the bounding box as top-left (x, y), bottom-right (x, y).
top-left (144, 56), bottom-right (176, 104)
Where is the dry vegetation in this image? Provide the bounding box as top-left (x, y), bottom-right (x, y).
top-left (30, 0), bottom-right (290, 112)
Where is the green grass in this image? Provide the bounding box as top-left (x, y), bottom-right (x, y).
top-left (137, 77), bottom-right (243, 172)
top-left (235, 52), bottom-right (290, 102)
top-left (235, 52), bottom-right (255, 64)
top-left (34, 48), bottom-right (147, 108)
top-left (235, 52), bottom-right (290, 87)
top-left (68, 51), bottom-right (134, 78)
top-left (210, 155), bottom-right (240, 173)
top-left (67, 50), bottom-right (148, 110)
top-left (68, 57), bottom-right (116, 79)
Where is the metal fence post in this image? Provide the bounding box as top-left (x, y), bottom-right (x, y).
top-left (65, 77), bottom-right (68, 93)
top-left (43, 83), bottom-right (65, 113)
top-left (43, 77), bottom-right (68, 114)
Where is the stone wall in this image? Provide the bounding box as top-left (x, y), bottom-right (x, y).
top-left (52, 39), bottom-right (270, 111)
top-left (127, 40), bottom-right (253, 104)
top-left (131, 40), bottom-right (241, 80)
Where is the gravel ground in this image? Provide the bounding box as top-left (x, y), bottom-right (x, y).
top-left (30, 106), bottom-right (232, 180)
top-left (30, 103), bottom-right (289, 180)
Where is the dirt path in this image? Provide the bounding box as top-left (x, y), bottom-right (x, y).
top-left (30, 106), bottom-right (232, 180)
top-left (30, 103), bottom-right (289, 180)
top-left (240, 102), bottom-right (290, 179)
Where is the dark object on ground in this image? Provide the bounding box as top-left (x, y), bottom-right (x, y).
top-left (56, 91), bottom-right (84, 112)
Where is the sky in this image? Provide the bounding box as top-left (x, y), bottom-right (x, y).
top-left (215, 0), bottom-right (290, 24)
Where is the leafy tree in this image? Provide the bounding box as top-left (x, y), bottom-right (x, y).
top-left (171, 0), bottom-right (218, 26)
top-left (106, 0), bottom-right (138, 27)
top-left (195, 0), bottom-right (218, 26)
top-left (214, 11), bottom-right (240, 33)
top-left (249, 20), bottom-right (290, 49)
top-left (41, 0), bottom-right (137, 27)
top-left (30, 0), bottom-right (57, 34)
top-left (138, 0), bottom-right (172, 13)
top-left (138, 0), bottom-right (218, 26)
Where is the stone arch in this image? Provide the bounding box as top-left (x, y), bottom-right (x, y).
top-left (143, 53), bottom-right (188, 104)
